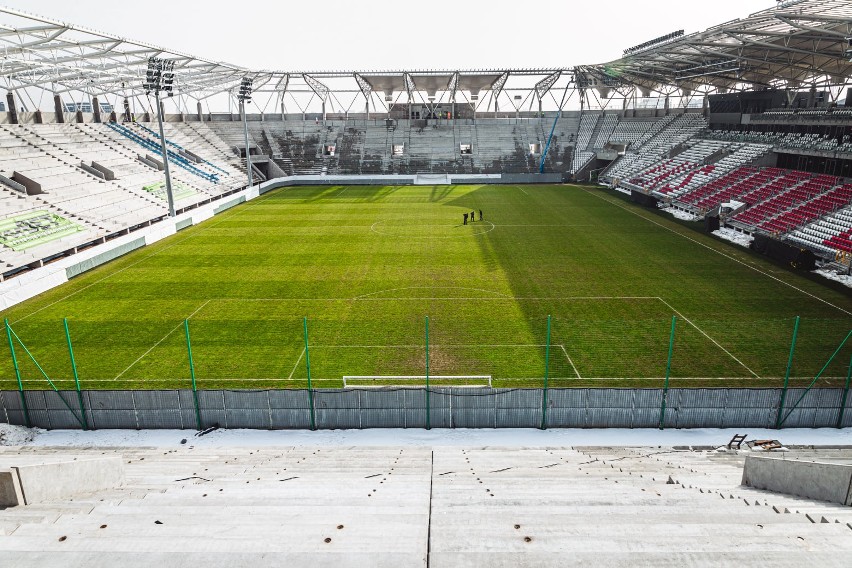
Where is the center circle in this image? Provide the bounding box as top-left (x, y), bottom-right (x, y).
top-left (371, 219), bottom-right (495, 239)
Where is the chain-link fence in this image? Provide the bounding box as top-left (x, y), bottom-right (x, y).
top-left (2, 312), bottom-right (850, 430)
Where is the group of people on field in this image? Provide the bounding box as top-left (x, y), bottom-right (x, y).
top-left (463, 210), bottom-right (483, 225)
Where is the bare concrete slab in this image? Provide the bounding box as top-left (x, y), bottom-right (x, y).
top-left (0, 456), bottom-right (125, 506)
top-left (742, 455), bottom-right (852, 506)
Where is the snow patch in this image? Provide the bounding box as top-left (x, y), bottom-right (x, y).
top-left (0, 423), bottom-right (41, 446)
top-left (815, 268), bottom-right (852, 289)
top-left (661, 207), bottom-right (700, 222)
top-left (713, 227), bottom-right (754, 248)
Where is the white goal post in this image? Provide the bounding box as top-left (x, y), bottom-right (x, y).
top-left (343, 375), bottom-right (492, 388)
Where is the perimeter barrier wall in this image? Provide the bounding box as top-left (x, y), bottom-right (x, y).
top-left (1, 387), bottom-right (851, 431)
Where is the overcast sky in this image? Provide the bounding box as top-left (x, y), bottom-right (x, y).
top-left (7, 0), bottom-right (778, 71)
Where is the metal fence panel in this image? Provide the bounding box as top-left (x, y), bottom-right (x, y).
top-left (3, 387), bottom-right (851, 430)
top-left (587, 408), bottom-right (633, 428)
top-left (42, 391), bottom-right (83, 429)
top-left (197, 390), bottom-right (226, 428)
top-left (21, 391), bottom-right (50, 429)
top-left (587, 389), bottom-right (633, 408)
top-left (267, 389), bottom-right (312, 429)
top-left (0, 392), bottom-right (8, 424)
top-left (87, 391), bottom-right (138, 429)
top-left (450, 389), bottom-right (496, 429)
top-left (403, 389), bottom-right (428, 429)
top-left (677, 408), bottom-right (724, 429)
top-left (496, 389), bottom-right (540, 428)
top-left (724, 407), bottom-right (774, 428)
top-left (359, 390), bottom-right (405, 428)
top-left (315, 390), bottom-right (360, 429)
top-left (131, 391), bottom-right (184, 430)
top-left (426, 389), bottom-right (453, 429)
top-left (224, 391), bottom-right (272, 429)
top-left (728, 389), bottom-right (780, 409)
top-left (549, 389), bottom-right (587, 408)
top-left (634, 389), bottom-right (664, 408)
top-left (632, 408), bottom-right (661, 428)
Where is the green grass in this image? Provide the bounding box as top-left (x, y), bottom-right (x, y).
top-left (2, 184), bottom-right (851, 391)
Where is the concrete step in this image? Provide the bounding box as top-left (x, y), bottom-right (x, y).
top-left (0, 532), bottom-right (426, 553)
top-left (429, 551), bottom-right (849, 568)
top-left (0, 551), bottom-right (424, 568)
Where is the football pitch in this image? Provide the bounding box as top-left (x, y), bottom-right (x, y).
top-left (2, 184), bottom-right (851, 391)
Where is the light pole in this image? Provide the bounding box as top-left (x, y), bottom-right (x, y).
top-left (238, 77), bottom-right (254, 188)
top-left (144, 57), bottom-right (177, 217)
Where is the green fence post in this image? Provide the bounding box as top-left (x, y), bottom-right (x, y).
top-left (303, 317), bottom-right (316, 431)
top-left (64, 318), bottom-right (89, 431)
top-left (779, 329), bottom-right (852, 428)
top-left (836, 354), bottom-right (852, 429)
top-left (776, 316), bottom-right (800, 430)
top-left (5, 318), bottom-right (30, 428)
top-left (184, 319), bottom-right (202, 431)
top-left (540, 315), bottom-right (551, 430)
top-left (425, 316), bottom-right (431, 431)
top-left (659, 316), bottom-right (677, 430)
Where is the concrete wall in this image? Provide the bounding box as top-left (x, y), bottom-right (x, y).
top-left (742, 455), bottom-right (852, 506)
top-left (0, 456), bottom-right (124, 506)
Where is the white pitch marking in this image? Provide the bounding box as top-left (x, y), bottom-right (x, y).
top-left (656, 297), bottom-right (760, 379)
top-left (582, 187), bottom-right (852, 317)
top-left (287, 348), bottom-right (306, 380)
top-left (518, 186), bottom-right (530, 196)
top-left (559, 344), bottom-right (582, 379)
top-left (113, 299), bottom-right (211, 380)
top-left (12, 191), bottom-right (282, 325)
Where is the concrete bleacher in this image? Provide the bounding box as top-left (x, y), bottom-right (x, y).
top-left (0, 122), bottom-right (248, 277)
top-left (2, 444), bottom-right (851, 566)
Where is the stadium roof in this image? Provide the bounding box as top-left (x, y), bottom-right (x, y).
top-left (597, 0), bottom-right (852, 95)
top-left (0, 0), bottom-right (849, 111)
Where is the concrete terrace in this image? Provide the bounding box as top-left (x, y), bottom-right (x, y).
top-left (2, 443), bottom-right (852, 566)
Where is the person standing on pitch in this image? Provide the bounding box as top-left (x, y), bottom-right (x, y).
top-left (463, 212), bottom-right (468, 225)
top-left (470, 210), bottom-right (475, 222)
top-left (479, 209), bottom-right (483, 221)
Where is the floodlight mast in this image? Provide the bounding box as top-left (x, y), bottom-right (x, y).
top-left (144, 58), bottom-right (177, 217)
top-left (238, 77), bottom-right (254, 188)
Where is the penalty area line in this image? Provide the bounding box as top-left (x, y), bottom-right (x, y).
top-left (559, 344), bottom-right (582, 379)
top-left (113, 299), bottom-right (211, 381)
top-left (656, 297), bottom-right (760, 379)
top-left (287, 348), bottom-right (306, 380)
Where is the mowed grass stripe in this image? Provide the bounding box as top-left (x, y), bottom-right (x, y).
top-left (1, 184), bottom-right (850, 390)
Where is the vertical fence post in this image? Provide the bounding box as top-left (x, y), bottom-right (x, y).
top-left (776, 316), bottom-right (800, 430)
top-left (5, 318), bottom-right (30, 428)
top-left (425, 316), bottom-right (431, 431)
top-left (184, 319), bottom-right (202, 431)
top-left (303, 317), bottom-right (316, 431)
top-left (540, 315), bottom-right (552, 430)
top-left (836, 354), bottom-right (852, 429)
top-left (63, 318), bottom-right (88, 431)
top-left (659, 316), bottom-right (677, 430)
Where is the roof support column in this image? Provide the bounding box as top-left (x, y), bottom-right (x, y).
top-left (93, 97), bottom-right (101, 123)
top-left (6, 92), bottom-right (18, 124)
top-left (54, 94), bottom-right (65, 123)
top-left (197, 101), bottom-right (203, 122)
